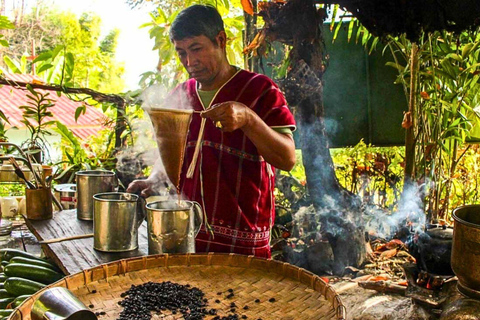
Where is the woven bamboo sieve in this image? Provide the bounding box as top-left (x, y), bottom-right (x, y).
top-left (9, 253), bottom-right (346, 320)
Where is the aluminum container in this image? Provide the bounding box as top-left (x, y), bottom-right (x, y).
top-left (31, 287), bottom-right (97, 320)
top-left (75, 170), bottom-right (117, 221)
top-left (146, 200), bottom-right (203, 254)
top-left (54, 184), bottom-right (77, 210)
top-left (93, 192), bottom-right (144, 252)
top-left (452, 205), bottom-right (480, 299)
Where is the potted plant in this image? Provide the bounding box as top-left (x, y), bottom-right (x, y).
top-left (52, 122), bottom-right (100, 183)
top-left (0, 109), bottom-right (10, 143)
top-left (19, 84), bottom-right (58, 163)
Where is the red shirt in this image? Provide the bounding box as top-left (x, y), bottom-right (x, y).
top-left (174, 69), bottom-right (295, 258)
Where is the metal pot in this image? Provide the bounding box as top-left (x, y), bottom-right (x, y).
top-left (75, 170), bottom-right (117, 221)
top-left (452, 205), bottom-right (480, 299)
top-left (145, 200), bottom-right (203, 254)
top-left (54, 184), bottom-right (77, 210)
top-left (93, 192), bottom-right (145, 252)
top-left (415, 224), bottom-right (454, 275)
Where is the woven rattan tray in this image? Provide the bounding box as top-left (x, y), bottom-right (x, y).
top-left (9, 253), bottom-right (346, 320)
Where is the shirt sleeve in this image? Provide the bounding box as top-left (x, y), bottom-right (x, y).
top-left (254, 76), bottom-right (296, 132)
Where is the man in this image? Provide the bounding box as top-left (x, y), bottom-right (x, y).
top-left (128, 5), bottom-right (296, 258)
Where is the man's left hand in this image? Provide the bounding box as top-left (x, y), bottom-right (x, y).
top-left (201, 101), bottom-right (252, 132)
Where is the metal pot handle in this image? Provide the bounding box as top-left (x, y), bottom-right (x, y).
top-left (135, 197), bottom-right (147, 229)
top-left (191, 201), bottom-right (204, 237)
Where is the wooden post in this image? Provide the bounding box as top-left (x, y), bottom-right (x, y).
top-left (404, 43), bottom-right (418, 185)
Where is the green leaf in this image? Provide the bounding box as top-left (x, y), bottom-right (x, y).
top-left (32, 52), bottom-right (52, 63)
top-left (37, 63), bottom-right (54, 74)
top-left (462, 43), bottom-right (474, 60)
top-left (3, 55), bottom-right (21, 73)
top-left (347, 19), bottom-right (354, 42)
top-left (74, 105), bottom-right (86, 122)
top-left (51, 45), bottom-right (65, 60)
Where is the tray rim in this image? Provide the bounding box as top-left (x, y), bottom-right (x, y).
top-left (9, 253), bottom-right (346, 320)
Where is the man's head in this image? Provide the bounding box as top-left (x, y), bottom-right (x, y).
top-left (170, 5), bottom-right (231, 89)
top-left (169, 5), bottom-right (225, 44)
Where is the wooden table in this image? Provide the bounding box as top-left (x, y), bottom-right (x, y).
top-left (24, 210), bottom-right (148, 275)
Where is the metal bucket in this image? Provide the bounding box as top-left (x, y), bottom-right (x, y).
top-left (93, 192), bottom-right (144, 252)
top-left (145, 200), bottom-right (203, 254)
top-left (31, 287), bottom-right (97, 320)
top-left (54, 184), bottom-right (77, 210)
top-left (452, 205), bottom-right (480, 299)
top-left (76, 170), bottom-right (117, 220)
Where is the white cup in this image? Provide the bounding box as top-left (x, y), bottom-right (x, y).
top-left (0, 197), bottom-right (18, 219)
top-left (18, 196), bottom-right (26, 215)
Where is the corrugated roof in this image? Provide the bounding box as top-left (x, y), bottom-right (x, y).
top-left (0, 73), bottom-right (106, 140)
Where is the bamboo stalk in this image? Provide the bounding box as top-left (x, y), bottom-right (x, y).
top-left (39, 233), bottom-right (94, 244)
top-left (404, 42), bottom-right (419, 184)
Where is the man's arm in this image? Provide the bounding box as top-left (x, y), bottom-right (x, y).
top-left (126, 158), bottom-right (171, 197)
top-left (201, 102), bottom-right (296, 171)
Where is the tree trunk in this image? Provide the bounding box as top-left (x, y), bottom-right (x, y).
top-left (257, 0), bottom-right (366, 275)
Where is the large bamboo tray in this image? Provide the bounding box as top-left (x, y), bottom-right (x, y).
top-left (9, 253), bottom-right (346, 320)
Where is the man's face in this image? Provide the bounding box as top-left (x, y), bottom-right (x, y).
top-left (173, 33), bottom-right (226, 86)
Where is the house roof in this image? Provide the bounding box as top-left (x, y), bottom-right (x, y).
top-left (0, 73), bottom-right (106, 140)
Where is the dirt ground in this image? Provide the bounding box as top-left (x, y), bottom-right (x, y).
top-left (332, 279), bottom-right (432, 320)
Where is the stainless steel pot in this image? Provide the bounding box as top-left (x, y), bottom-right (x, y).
top-left (54, 184), bottom-right (77, 210)
top-left (31, 287), bottom-right (97, 320)
top-left (145, 200), bottom-right (203, 254)
top-left (452, 205), bottom-right (480, 299)
top-left (75, 170), bottom-right (117, 221)
top-left (93, 192), bottom-right (145, 252)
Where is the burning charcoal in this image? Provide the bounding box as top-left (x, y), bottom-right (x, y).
top-left (416, 271), bottom-right (429, 287)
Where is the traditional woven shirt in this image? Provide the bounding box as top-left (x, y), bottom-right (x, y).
top-left (173, 69), bottom-right (296, 258)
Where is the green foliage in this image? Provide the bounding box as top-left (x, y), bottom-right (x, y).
top-left (1, 8), bottom-right (125, 93)
top-left (331, 141), bottom-right (405, 210)
top-left (52, 122), bottom-right (99, 182)
top-left (386, 28), bottom-right (480, 219)
top-left (0, 15), bottom-right (14, 48)
top-left (18, 84), bottom-right (58, 151)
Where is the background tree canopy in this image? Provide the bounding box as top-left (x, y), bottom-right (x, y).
top-left (0, 5), bottom-right (125, 93)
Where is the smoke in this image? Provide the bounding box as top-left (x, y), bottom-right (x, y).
top-left (364, 183), bottom-right (426, 240)
top-left (140, 84), bottom-right (194, 111)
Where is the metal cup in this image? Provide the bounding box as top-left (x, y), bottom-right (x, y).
top-left (31, 287), bottom-right (97, 320)
top-left (145, 200), bottom-right (203, 254)
top-left (76, 170), bottom-right (117, 221)
top-left (25, 187), bottom-right (53, 220)
top-left (93, 192), bottom-right (144, 252)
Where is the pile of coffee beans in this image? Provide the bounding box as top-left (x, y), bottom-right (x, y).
top-left (117, 281), bottom-right (213, 320)
top-left (117, 282), bottom-right (274, 320)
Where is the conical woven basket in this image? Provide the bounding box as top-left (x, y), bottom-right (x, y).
top-left (147, 108), bottom-right (193, 188)
top-left (9, 253), bottom-right (346, 320)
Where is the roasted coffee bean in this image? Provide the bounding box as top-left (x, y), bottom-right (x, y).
top-left (117, 281), bottom-right (209, 320)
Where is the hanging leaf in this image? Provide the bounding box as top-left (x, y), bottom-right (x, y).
top-left (241, 0), bottom-right (254, 16)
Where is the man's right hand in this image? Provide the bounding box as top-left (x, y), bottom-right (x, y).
top-left (126, 179), bottom-right (158, 198)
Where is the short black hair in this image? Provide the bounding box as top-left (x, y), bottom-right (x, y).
top-left (169, 5), bottom-right (225, 43)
